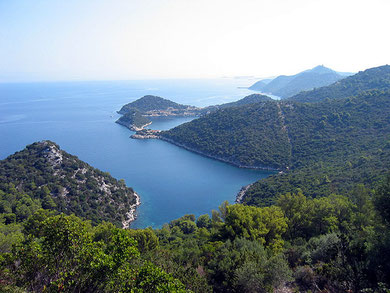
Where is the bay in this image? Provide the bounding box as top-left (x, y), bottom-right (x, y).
top-left (0, 79), bottom-right (273, 228)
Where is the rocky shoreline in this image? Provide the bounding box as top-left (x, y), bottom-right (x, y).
top-left (159, 136), bottom-right (281, 171)
top-left (235, 183), bottom-right (253, 203)
top-left (122, 192), bottom-right (141, 229)
top-left (116, 119), bottom-right (152, 132)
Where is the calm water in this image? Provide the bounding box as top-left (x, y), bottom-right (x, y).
top-left (0, 79), bottom-right (273, 228)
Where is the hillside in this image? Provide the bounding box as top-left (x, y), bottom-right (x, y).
top-left (0, 141), bottom-right (139, 227)
top-left (289, 64), bottom-right (390, 103)
top-left (249, 65), bottom-right (348, 98)
top-left (217, 93), bottom-right (273, 108)
top-left (161, 88), bottom-right (390, 205)
top-left (161, 100), bottom-right (291, 169)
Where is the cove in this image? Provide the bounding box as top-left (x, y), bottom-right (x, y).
top-left (0, 80), bottom-right (273, 228)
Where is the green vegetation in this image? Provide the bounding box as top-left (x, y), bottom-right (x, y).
top-left (116, 108), bottom-right (151, 130)
top-left (2, 177), bottom-right (390, 292)
top-left (0, 141), bottom-right (138, 227)
top-left (161, 101), bottom-right (291, 169)
top-left (289, 64), bottom-right (390, 103)
top-left (250, 65), bottom-right (347, 98)
top-left (118, 95), bottom-right (191, 114)
top-left (217, 93), bottom-right (272, 108)
top-left (0, 211), bottom-right (188, 292)
top-left (244, 89), bottom-right (390, 205)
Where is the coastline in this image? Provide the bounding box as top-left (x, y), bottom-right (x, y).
top-left (122, 192), bottom-right (141, 229)
top-left (115, 120), bottom-right (152, 132)
top-left (159, 136), bottom-right (281, 171)
top-left (235, 183), bottom-right (253, 203)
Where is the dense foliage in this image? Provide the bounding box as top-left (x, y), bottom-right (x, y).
top-left (250, 65), bottom-right (346, 98)
top-left (116, 109), bottom-right (151, 130)
top-left (0, 211), bottom-right (188, 292)
top-left (162, 101), bottom-right (291, 169)
top-left (3, 178), bottom-right (390, 292)
top-left (0, 141), bottom-right (137, 227)
top-left (289, 65), bottom-right (390, 103)
top-left (217, 94), bottom-right (272, 108)
top-left (244, 89), bottom-right (390, 205)
top-left (118, 95), bottom-right (190, 114)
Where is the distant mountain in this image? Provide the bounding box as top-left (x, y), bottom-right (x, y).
top-left (289, 64), bottom-right (390, 103)
top-left (0, 141), bottom-right (139, 227)
top-left (249, 65), bottom-right (350, 98)
top-left (248, 80), bottom-right (267, 91)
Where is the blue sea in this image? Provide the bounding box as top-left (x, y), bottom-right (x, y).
top-left (0, 79), bottom-right (273, 228)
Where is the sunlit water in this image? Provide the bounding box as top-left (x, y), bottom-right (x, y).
top-left (0, 79), bottom-right (273, 228)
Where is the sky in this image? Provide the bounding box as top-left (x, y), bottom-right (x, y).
top-left (0, 0), bottom-right (389, 82)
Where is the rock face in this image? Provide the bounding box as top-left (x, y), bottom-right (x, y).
top-left (0, 141), bottom-right (140, 227)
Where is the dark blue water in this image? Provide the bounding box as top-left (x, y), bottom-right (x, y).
top-left (0, 79), bottom-right (272, 228)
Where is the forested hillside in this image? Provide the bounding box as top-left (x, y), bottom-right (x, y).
top-left (161, 101), bottom-right (291, 169)
top-left (289, 64), bottom-right (390, 103)
top-left (217, 93), bottom-right (272, 108)
top-left (0, 141), bottom-right (138, 227)
top-left (162, 87), bottom-right (390, 205)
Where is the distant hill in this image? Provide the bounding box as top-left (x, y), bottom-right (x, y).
top-left (0, 141), bottom-right (139, 227)
top-left (117, 95), bottom-right (206, 131)
top-left (249, 65), bottom-right (350, 98)
top-left (289, 64), bottom-right (390, 103)
top-left (118, 95), bottom-right (191, 114)
top-left (161, 82), bottom-right (390, 205)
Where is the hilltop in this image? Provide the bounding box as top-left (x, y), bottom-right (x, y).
top-left (249, 65), bottom-right (350, 98)
top-left (289, 64), bottom-right (390, 103)
top-left (118, 95), bottom-right (202, 116)
top-left (0, 141), bottom-right (139, 227)
top-left (217, 93), bottom-right (273, 108)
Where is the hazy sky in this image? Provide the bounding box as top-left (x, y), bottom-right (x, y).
top-left (0, 0), bottom-right (389, 82)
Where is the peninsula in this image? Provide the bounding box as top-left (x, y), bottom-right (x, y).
top-left (116, 95), bottom-right (209, 131)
